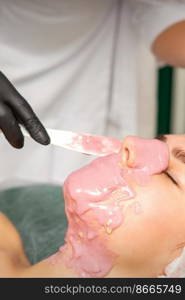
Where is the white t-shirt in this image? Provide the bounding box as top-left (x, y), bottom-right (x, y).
top-left (0, 0), bottom-right (184, 186)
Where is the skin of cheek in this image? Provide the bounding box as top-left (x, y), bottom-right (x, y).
top-left (106, 175), bottom-right (185, 270)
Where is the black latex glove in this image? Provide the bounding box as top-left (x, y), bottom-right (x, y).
top-left (0, 71), bottom-right (50, 148)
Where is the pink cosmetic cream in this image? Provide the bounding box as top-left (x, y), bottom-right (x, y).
top-left (50, 136), bottom-right (169, 277)
top-left (70, 134), bottom-right (122, 155)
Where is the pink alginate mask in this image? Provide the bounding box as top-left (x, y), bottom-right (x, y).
top-left (50, 136), bottom-right (169, 277)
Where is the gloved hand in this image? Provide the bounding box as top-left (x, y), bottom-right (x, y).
top-left (0, 71), bottom-right (50, 148)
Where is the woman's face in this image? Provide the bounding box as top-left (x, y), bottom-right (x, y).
top-left (110, 134), bottom-right (185, 275)
top-left (64, 134), bottom-right (185, 277)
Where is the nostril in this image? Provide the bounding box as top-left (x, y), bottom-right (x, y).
top-left (125, 147), bottom-right (129, 161)
top-left (121, 136), bottom-right (136, 167)
top-left (122, 146), bottom-right (130, 167)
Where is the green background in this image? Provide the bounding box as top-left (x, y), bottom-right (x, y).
top-left (157, 66), bottom-right (174, 135)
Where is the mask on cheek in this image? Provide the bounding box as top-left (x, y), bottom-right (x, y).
top-left (51, 136), bottom-right (169, 278)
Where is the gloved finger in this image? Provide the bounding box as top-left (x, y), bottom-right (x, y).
top-left (6, 91), bottom-right (50, 146)
top-left (0, 72), bottom-right (50, 145)
top-left (0, 103), bottom-right (24, 148)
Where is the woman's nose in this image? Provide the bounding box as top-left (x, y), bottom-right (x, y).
top-left (121, 136), bottom-right (169, 175)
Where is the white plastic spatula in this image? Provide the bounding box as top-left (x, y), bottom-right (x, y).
top-left (21, 127), bottom-right (122, 156)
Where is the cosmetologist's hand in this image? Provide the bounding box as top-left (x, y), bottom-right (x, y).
top-left (0, 71), bottom-right (50, 148)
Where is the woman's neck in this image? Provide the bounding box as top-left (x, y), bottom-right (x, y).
top-left (47, 241), bottom-right (164, 278)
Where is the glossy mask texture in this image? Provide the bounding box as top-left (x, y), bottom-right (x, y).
top-left (51, 136), bottom-right (169, 277)
top-left (71, 134), bottom-right (121, 156)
